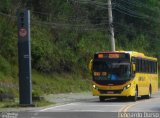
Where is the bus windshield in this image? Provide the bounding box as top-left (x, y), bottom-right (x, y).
top-left (93, 60), bottom-right (131, 81)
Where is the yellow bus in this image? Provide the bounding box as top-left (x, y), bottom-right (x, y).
top-left (89, 51), bottom-right (158, 102)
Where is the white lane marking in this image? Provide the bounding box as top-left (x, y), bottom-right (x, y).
top-left (44, 109), bottom-right (104, 112)
top-left (82, 105), bottom-right (124, 107)
top-left (70, 102), bottom-right (125, 106)
top-left (39, 103), bottom-right (76, 112)
top-left (40, 102), bottom-right (123, 112)
top-left (70, 110), bottom-right (104, 112)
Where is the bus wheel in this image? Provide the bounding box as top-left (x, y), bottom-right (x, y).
top-left (99, 96), bottom-right (105, 102)
top-left (130, 87), bottom-right (138, 102)
top-left (145, 86), bottom-right (152, 99)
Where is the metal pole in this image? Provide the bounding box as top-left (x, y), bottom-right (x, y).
top-left (108, 0), bottom-right (115, 51)
top-left (17, 9), bottom-right (32, 106)
top-left (27, 0), bottom-right (32, 10)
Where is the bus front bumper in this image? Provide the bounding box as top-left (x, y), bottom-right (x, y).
top-left (92, 85), bottom-right (136, 97)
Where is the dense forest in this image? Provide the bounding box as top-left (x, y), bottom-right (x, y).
top-left (0, 0), bottom-right (160, 96)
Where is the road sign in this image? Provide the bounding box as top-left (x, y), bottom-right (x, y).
top-left (19, 28), bottom-right (27, 37)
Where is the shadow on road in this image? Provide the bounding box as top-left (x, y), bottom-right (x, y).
top-left (92, 96), bottom-right (158, 103)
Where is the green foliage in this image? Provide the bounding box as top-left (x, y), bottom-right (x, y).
top-left (31, 25), bottom-right (55, 73)
top-left (32, 71), bottom-right (91, 95)
top-left (0, 55), bottom-right (11, 76)
top-left (0, 17), bottom-right (17, 64)
top-left (0, 0), bottom-right (159, 75)
top-left (33, 99), bottom-right (53, 107)
top-left (115, 0), bottom-right (160, 58)
top-left (0, 0), bottom-right (12, 13)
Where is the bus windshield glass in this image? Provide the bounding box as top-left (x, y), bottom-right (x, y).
top-left (93, 60), bottom-right (131, 81)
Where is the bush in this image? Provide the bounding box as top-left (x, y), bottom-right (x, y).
top-left (0, 55), bottom-right (11, 76)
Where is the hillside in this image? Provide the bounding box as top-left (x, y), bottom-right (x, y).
top-left (0, 0), bottom-right (160, 98)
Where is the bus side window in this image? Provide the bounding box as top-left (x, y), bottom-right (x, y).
top-left (138, 59), bottom-right (141, 72)
top-left (151, 61), bottom-right (154, 73)
top-left (146, 60), bottom-right (149, 73)
top-left (152, 62), bottom-right (155, 73)
top-left (138, 59), bottom-right (141, 73)
top-left (132, 57), bottom-right (136, 63)
top-left (154, 62), bottom-right (157, 73)
top-left (144, 60), bottom-right (147, 73)
top-left (142, 59), bottom-right (144, 73)
top-left (153, 62), bottom-right (155, 73)
top-left (155, 62), bottom-right (158, 73)
top-left (139, 59), bottom-right (143, 72)
top-left (136, 58), bottom-right (139, 72)
top-left (143, 59), bottom-right (146, 73)
top-left (149, 61), bottom-right (151, 73)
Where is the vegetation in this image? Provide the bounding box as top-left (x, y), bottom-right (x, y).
top-left (0, 0), bottom-right (160, 105)
top-left (32, 71), bottom-right (91, 95)
top-left (0, 72), bottom-right (90, 107)
top-left (0, 98), bottom-right (53, 108)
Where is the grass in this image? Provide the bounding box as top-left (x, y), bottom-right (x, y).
top-left (33, 99), bottom-right (54, 107)
top-left (0, 101), bottom-right (19, 108)
top-left (0, 99), bottom-right (54, 108)
top-left (32, 71), bottom-right (91, 95)
top-left (0, 70), bottom-right (91, 108)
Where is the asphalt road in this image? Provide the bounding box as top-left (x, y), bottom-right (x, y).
top-left (17, 92), bottom-right (160, 118)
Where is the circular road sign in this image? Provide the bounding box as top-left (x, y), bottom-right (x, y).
top-left (19, 28), bottom-right (27, 37)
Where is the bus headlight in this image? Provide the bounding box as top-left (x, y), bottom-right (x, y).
top-left (93, 85), bottom-right (98, 90)
top-left (123, 84), bottom-right (131, 90)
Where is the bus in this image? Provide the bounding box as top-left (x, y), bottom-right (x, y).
top-left (89, 51), bottom-right (158, 102)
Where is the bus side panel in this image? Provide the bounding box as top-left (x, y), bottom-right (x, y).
top-left (151, 74), bottom-right (159, 94)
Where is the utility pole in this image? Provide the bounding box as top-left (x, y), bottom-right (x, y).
top-left (108, 0), bottom-right (115, 51)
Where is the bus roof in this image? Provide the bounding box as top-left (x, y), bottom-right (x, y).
top-left (96, 51), bottom-right (157, 61)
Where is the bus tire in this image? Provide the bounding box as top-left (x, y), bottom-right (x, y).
top-left (99, 96), bottom-right (105, 102)
top-left (145, 85), bottom-right (152, 99)
top-left (130, 87), bottom-right (138, 102)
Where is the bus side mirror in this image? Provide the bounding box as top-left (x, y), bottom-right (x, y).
top-left (131, 63), bottom-right (136, 78)
top-left (132, 63), bottom-right (136, 74)
top-left (88, 59), bottom-right (93, 74)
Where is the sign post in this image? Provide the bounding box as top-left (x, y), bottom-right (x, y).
top-left (17, 9), bottom-right (32, 105)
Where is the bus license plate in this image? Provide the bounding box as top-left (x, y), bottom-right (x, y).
top-left (107, 91), bottom-right (114, 94)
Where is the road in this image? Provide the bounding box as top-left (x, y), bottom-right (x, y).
top-left (16, 92), bottom-right (160, 118)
